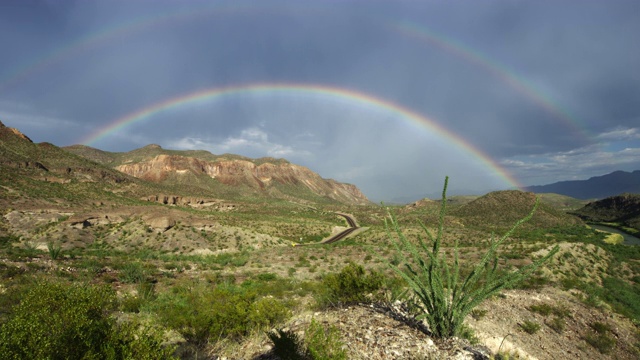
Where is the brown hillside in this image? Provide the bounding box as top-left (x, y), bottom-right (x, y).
top-left (65, 144), bottom-right (371, 205)
top-left (115, 153), bottom-right (370, 205)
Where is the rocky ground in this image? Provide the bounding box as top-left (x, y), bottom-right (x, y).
top-left (212, 287), bottom-right (638, 360)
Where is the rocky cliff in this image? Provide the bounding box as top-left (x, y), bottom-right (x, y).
top-left (112, 151), bottom-right (370, 205)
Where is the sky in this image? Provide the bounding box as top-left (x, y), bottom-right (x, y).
top-left (0, 0), bottom-right (639, 202)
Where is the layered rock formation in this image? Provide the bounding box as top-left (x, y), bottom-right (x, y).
top-left (115, 153), bottom-right (370, 205)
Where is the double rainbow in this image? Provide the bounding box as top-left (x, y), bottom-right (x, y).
top-left (81, 83), bottom-right (523, 189)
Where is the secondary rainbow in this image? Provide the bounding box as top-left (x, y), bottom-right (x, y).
top-left (2, 7), bottom-right (589, 146)
top-left (389, 21), bottom-right (590, 141)
top-left (0, 3), bottom-right (261, 92)
top-left (82, 83), bottom-right (522, 189)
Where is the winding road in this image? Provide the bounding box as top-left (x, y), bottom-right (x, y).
top-left (293, 212), bottom-right (359, 246)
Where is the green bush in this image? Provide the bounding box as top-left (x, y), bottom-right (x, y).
top-left (305, 318), bottom-right (347, 360)
top-left (600, 277), bottom-right (640, 322)
top-left (0, 280), bottom-right (175, 359)
top-left (317, 262), bottom-right (383, 307)
top-left (119, 261), bottom-right (147, 283)
top-left (528, 303), bottom-right (554, 316)
top-left (47, 241), bottom-right (62, 260)
top-left (385, 177), bottom-right (559, 338)
top-left (151, 282), bottom-right (290, 346)
top-left (520, 319), bottom-right (541, 334)
top-left (528, 303), bottom-right (570, 319)
top-left (548, 316), bottom-right (566, 333)
top-left (120, 282), bottom-right (156, 313)
top-left (470, 308), bottom-right (488, 320)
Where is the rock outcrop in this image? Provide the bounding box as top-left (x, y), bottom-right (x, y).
top-left (0, 120), bottom-right (33, 142)
top-left (143, 195), bottom-right (237, 210)
top-left (115, 154), bottom-right (370, 205)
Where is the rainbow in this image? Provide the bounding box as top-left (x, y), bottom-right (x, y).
top-left (2, 7), bottom-right (589, 146)
top-left (0, 3), bottom-right (264, 92)
top-left (81, 83), bottom-right (523, 189)
top-left (389, 21), bottom-right (591, 141)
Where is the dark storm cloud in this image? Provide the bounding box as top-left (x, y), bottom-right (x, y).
top-left (0, 0), bottom-right (639, 201)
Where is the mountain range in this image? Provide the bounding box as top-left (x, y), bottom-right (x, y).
top-left (525, 170), bottom-right (640, 200)
top-left (0, 120), bottom-right (369, 206)
top-left (2, 119), bottom-right (638, 205)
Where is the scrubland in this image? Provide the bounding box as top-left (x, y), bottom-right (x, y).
top-left (1, 189), bottom-right (639, 359)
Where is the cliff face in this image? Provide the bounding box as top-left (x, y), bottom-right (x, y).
top-left (115, 154), bottom-right (370, 205)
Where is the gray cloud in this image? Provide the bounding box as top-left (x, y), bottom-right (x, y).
top-left (1, 0), bottom-right (639, 201)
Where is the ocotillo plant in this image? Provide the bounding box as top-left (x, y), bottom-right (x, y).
top-left (385, 176), bottom-right (559, 338)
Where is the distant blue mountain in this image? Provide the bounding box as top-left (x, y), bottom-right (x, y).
top-left (525, 170), bottom-right (640, 199)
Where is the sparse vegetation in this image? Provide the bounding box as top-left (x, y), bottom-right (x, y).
top-left (2, 124), bottom-right (640, 358)
top-left (584, 321), bottom-right (617, 354)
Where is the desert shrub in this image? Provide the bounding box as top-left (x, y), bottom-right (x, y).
top-left (249, 296), bottom-right (292, 329)
top-left (151, 282), bottom-right (290, 346)
top-left (548, 316), bottom-right (566, 333)
top-left (120, 282), bottom-right (156, 313)
top-left (471, 308), bottom-right (488, 320)
top-left (520, 319), bottom-right (541, 334)
top-left (528, 303), bottom-right (554, 316)
top-left (600, 277), bottom-right (640, 321)
top-left (0, 280), bottom-right (175, 359)
top-left (208, 251), bottom-right (249, 267)
top-left (515, 273), bottom-right (549, 290)
top-left (255, 272), bottom-right (278, 281)
top-left (385, 177), bottom-right (559, 338)
top-left (107, 320), bottom-right (177, 360)
top-left (317, 262), bottom-right (384, 308)
top-left (590, 321), bottom-right (613, 334)
top-left (119, 261), bottom-right (147, 283)
top-left (528, 302), bottom-right (570, 318)
top-left (584, 322), bottom-right (617, 354)
top-left (47, 241), bottom-right (62, 260)
top-left (305, 318), bottom-right (347, 360)
top-left (0, 262), bottom-right (24, 279)
top-left (458, 324), bottom-right (479, 344)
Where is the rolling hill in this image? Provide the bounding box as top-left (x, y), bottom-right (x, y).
top-left (570, 193), bottom-right (640, 233)
top-left (451, 190), bottom-right (583, 230)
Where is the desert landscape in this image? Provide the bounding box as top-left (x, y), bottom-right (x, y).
top-left (2, 2), bottom-right (640, 359)
top-left (1, 121), bottom-right (639, 359)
